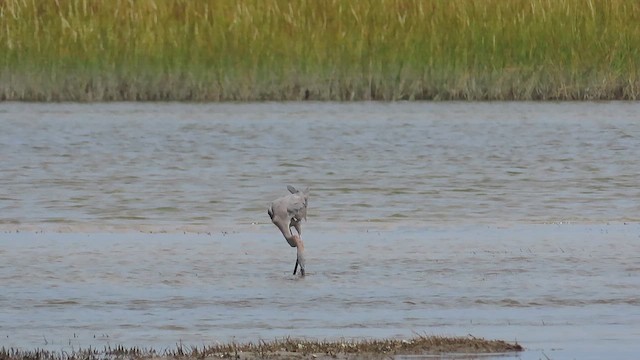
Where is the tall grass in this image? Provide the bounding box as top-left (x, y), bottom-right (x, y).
top-left (1, 0), bottom-right (639, 101)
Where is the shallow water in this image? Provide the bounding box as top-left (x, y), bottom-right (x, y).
top-left (1, 102), bottom-right (640, 359)
top-left (2, 225), bottom-right (639, 359)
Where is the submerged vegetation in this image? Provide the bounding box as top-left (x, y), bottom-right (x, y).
top-left (1, 0), bottom-right (639, 101)
top-left (0, 336), bottom-right (523, 359)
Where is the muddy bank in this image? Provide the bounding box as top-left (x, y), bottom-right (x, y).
top-left (0, 336), bottom-right (522, 359)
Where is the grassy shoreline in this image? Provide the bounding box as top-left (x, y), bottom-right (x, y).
top-left (0, 336), bottom-right (523, 359)
top-left (2, 0), bottom-right (639, 101)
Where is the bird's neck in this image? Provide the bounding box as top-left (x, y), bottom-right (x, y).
top-left (285, 234), bottom-right (299, 248)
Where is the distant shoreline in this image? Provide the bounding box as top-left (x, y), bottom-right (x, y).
top-left (2, 72), bottom-right (638, 102)
top-left (2, 0), bottom-right (639, 101)
top-left (0, 336), bottom-right (524, 359)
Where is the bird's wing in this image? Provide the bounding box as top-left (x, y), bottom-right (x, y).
top-left (286, 195), bottom-right (307, 219)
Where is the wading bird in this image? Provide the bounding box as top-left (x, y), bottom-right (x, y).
top-left (268, 185), bottom-right (309, 276)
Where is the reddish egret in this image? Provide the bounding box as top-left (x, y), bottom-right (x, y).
top-left (268, 185), bottom-right (309, 276)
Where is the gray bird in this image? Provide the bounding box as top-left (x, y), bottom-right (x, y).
top-left (268, 185), bottom-right (310, 276)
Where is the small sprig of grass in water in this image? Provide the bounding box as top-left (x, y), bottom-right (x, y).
top-left (0, 335), bottom-right (522, 359)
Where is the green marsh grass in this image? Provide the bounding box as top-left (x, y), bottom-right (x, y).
top-left (1, 0), bottom-right (639, 101)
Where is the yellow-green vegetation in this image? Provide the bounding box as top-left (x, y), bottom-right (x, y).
top-left (1, 0), bottom-right (639, 101)
top-left (0, 336), bottom-right (523, 359)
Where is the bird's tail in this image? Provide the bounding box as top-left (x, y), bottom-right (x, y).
top-left (267, 206), bottom-right (274, 220)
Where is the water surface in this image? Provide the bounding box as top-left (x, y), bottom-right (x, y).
top-left (1, 102), bottom-right (639, 359)
top-left (1, 102), bottom-right (639, 230)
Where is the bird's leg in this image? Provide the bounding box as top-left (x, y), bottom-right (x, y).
top-left (289, 234), bottom-right (305, 277)
top-left (275, 220), bottom-right (305, 276)
top-left (295, 236), bottom-right (305, 277)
